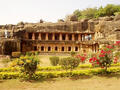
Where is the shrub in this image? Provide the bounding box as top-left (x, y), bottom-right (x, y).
top-left (70, 51), bottom-right (76, 57)
top-left (11, 55), bottom-right (40, 80)
top-left (49, 56), bottom-right (59, 66)
top-left (26, 51), bottom-right (39, 56)
top-left (59, 57), bottom-right (80, 71)
top-left (12, 52), bottom-right (21, 58)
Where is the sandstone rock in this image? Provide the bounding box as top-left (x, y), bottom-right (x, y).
top-left (66, 14), bottom-right (78, 21)
top-left (114, 14), bottom-right (120, 21)
top-left (58, 19), bottom-right (64, 22)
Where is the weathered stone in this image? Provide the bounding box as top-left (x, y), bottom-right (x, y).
top-left (0, 15), bottom-right (120, 55)
top-left (114, 14), bottom-right (120, 21)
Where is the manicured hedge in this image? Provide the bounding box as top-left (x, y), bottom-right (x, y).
top-left (0, 63), bottom-right (120, 72)
top-left (0, 67), bottom-right (120, 79)
top-left (0, 72), bottom-right (19, 79)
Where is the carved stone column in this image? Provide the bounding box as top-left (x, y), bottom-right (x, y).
top-left (66, 34), bottom-right (68, 41)
top-left (46, 33), bottom-right (48, 40)
top-left (32, 33), bottom-right (35, 40)
top-left (78, 34), bottom-right (81, 41)
top-left (72, 34), bottom-right (75, 41)
top-left (92, 34), bottom-right (95, 40)
top-left (52, 33), bottom-right (55, 40)
top-left (38, 33), bottom-right (41, 40)
top-left (60, 33), bottom-right (62, 41)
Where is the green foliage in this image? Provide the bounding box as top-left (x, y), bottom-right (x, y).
top-left (49, 56), bottom-right (59, 66)
top-left (73, 4), bottom-right (120, 19)
top-left (59, 57), bottom-right (80, 71)
top-left (0, 72), bottom-right (19, 79)
top-left (104, 4), bottom-right (120, 16)
top-left (73, 9), bottom-right (82, 18)
top-left (1, 63), bottom-right (120, 73)
top-left (10, 55), bottom-right (39, 80)
top-left (114, 12), bottom-right (120, 15)
top-left (1, 67), bottom-right (120, 79)
top-left (70, 51), bottom-right (76, 57)
top-left (26, 51), bottom-right (39, 56)
top-left (95, 6), bottom-right (105, 18)
top-left (81, 8), bottom-right (97, 19)
top-left (99, 54), bottom-right (112, 70)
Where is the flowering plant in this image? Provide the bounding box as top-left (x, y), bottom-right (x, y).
top-left (76, 53), bottom-right (87, 63)
top-left (89, 44), bottom-right (114, 71)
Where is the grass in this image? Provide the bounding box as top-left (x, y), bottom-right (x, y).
top-left (0, 76), bottom-right (120, 90)
top-left (0, 55), bottom-right (120, 90)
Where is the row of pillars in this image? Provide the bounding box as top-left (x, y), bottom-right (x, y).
top-left (36, 45), bottom-right (79, 52)
top-left (26, 32), bottom-right (94, 41)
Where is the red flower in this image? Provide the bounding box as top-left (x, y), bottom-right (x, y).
top-left (99, 54), bottom-right (105, 57)
top-left (101, 50), bottom-right (106, 54)
top-left (116, 41), bottom-right (120, 44)
top-left (106, 45), bottom-right (113, 49)
top-left (96, 61), bottom-right (99, 64)
top-left (89, 57), bottom-right (98, 63)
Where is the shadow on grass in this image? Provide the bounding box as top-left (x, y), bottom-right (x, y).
top-left (0, 80), bottom-right (5, 83)
top-left (20, 78), bottom-right (57, 83)
top-left (69, 75), bottom-right (93, 80)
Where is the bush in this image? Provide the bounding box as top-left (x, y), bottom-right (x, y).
top-left (59, 57), bottom-right (80, 71)
top-left (49, 56), bottom-right (59, 66)
top-left (70, 51), bottom-right (76, 57)
top-left (10, 55), bottom-right (39, 80)
top-left (26, 51), bottom-right (39, 56)
top-left (12, 52), bottom-right (21, 58)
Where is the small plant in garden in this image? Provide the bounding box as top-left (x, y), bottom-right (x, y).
top-left (49, 56), bottom-right (59, 66)
top-left (59, 57), bottom-right (80, 71)
top-left (70, 51), bottom-right (76, 57)
top-left (89, 41), bottom-right (120, 72)
top-left (113, 51), bottom-right (120, 63)
top-left (11, 55), bottom-right (39, 80)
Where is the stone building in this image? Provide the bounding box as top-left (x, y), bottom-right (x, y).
top-left (0, 15), bottom-right (120, 55)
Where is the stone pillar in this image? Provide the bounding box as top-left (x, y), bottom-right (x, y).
top-left (52, 33), bottom-right (55, 40)
top-left (78, 34), bottom-right (81, 41)
top-left (60, 33), bottom-right (62, 41)
top-left (65, 46), bottom-right (67, 52)
top-left (46, 33), bottom-right (48, 40)
top-left (66, 34), bottom-right (68, 41)
top-left (17, 41), bottom-right (21, 52)
top-left (92, 34), bottom-right (95, 40)
top-left (32, 33), bottom-right (35, 40)
top-left (58, 46), bottom-right (61, 52)
top-left (72, 34), bottom-right (75, 41)
top-left (38, 33), bottom-right (41, 40)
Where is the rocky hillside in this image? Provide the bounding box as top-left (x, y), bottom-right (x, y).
top-left (0, 14), bottom-right (120, 42)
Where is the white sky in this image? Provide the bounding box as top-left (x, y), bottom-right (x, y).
top-left (0, 0), bottom-right (120, 25)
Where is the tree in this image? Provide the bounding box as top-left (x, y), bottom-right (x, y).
top-left (81, 8), bottom-right (97, 19)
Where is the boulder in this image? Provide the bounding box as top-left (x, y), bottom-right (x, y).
top-left (114, 14), bottom-right (120, 21)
